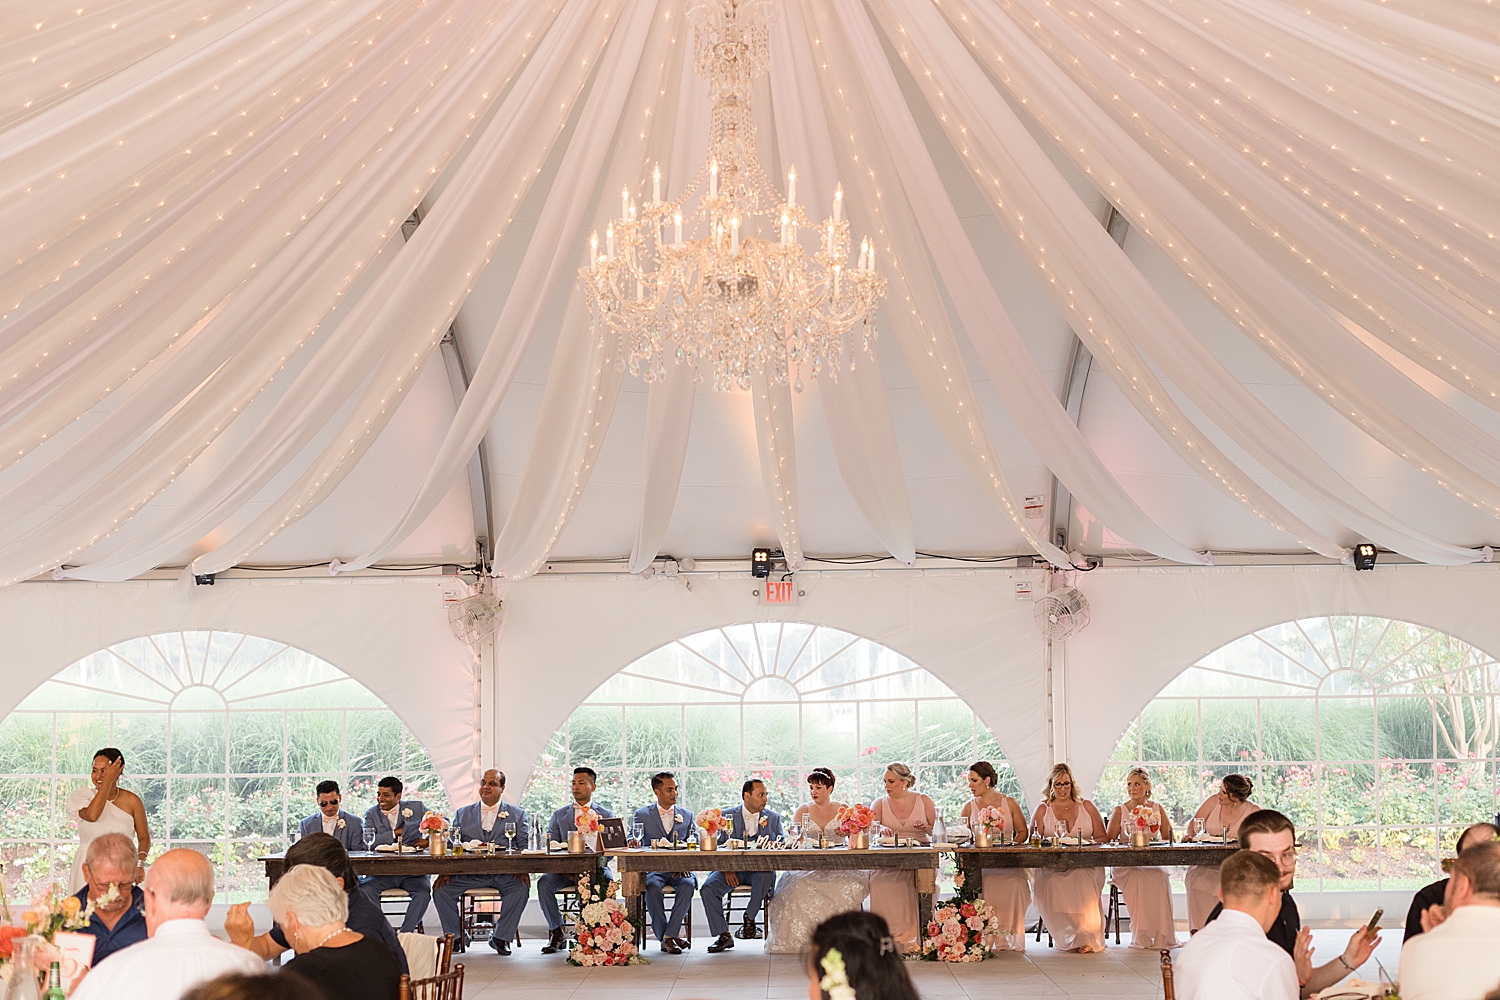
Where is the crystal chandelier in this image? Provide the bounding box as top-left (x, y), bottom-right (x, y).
top-left (579, 0), bottom-right (886, 393)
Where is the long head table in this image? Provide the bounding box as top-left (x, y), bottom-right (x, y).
top-left (258, 849), bottom-right (597, 885)
top-left (953, 843), bottom-right (1240, 871)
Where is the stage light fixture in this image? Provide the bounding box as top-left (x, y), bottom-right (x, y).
top-left (194, 574), bottom-right (216, 586)
top-left (1352, 544), bottom-right (1378, 571)
top-left (751, 549), bottom-right (772, 578)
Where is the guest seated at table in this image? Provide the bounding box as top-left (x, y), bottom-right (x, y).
top-left (1403, 821), bottom-right (1498, 941)
top-left (868, 763), bottom-right (936, 955)
top-left (807, 911), bottom-right (919, 1000)
top-left (1398, 840), bottom-right (1500, 1000)
top-left (958, 761), bottom-right (1029, 952)
top-left (632, 771), bottom-right (696, 954)
top-left (538, 766), bottom-right (614, 954)
top-left (1185, 773), bottom-right (1258, 930)
top-left (358, 777), bottom-right (431, 934)
top-left (225, 833), bottom-right (407, 974)
top-left (433, 768), bottom-right (530, 955)
top-left (72, 849), bottom-right (264, 1000)
top-left (271, 865), bottom-right (402, 1000)
top-left (183, 973), bottom-right (325, 1000)
top-left (298, 781), bottom-right (365, 853)
top-left (1102, 766), bottom-right (1177, 949)
top-left (1029, 763), bottom-right (1107, 953)
top-left (766, 768), bottom-right (870, 955)
top-left (70, 832), bottom-right (148, 965)
top-left (1175, 850), bottom-right (1297, 1000)
top-left (701, 778), bottom-right (782, 953)
top-left (1204, 809), bottom-right (1379, 998)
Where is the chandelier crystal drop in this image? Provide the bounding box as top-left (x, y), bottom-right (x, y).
top-left (579, 0), bottom-right (886, 393)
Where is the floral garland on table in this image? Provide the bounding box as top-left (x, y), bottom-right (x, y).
top-left (833, 803), bottom-right (873, 838)
top-left (922, 858), bottom-right (1003, 962)
top-left (569, 861), bottom-right (647, 966)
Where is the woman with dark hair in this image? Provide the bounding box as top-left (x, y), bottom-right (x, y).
top-left (765, 769), bottom-right (870, 954)
top-left (183, 973), bottom-right (328, 1000)
top-left (1184, 773), bottom-right (1259, 930)
top-left (807, 912), bottom-right (919, 1000)
top-left (224, 833), bottom-right (407, 974)
top-left (68, 747), bottom-right (150, 891)
top-left (958, 761), bottom-right (1030, 951)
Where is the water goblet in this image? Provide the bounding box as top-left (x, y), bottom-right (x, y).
top-left (504, 821), bottom-right (517, 854)
top-left (362, 826), bottom-right (376, 853)
top-left (788, 822), bottom-right (803, 847)
top-left (631, 822), bottom-right (645, 848)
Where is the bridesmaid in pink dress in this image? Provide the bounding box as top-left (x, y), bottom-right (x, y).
top-left (868, 762), bottom-right (935, 954)
top-left (1028, 763), bottom-right (1108, 952)
top-left (1102, 767), bottom-right (1178, 948)
top-left (959, 761), bottom-right (1031, 951)
top-left (1184, 773), bottom-right (1258, 930)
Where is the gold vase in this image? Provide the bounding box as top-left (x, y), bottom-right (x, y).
top-left (1132, 831), bottom-right (1150, 848)
top-left (429, 836), bottom-right (445, 857)
top-left (567, 831), bottom-right (586, 854)
top-left (700, 832), bottom-right (718, 852)
top-left (975, 828), bottom-right (992, 848)
top-left (851, 832), bottom-right (870, 850)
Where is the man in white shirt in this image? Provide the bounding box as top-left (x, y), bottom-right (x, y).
top-left (1176, 850), bottom-right (1299, 1000)
top-left (1399, 840), bottom-right (1500, 1000)
top-left (296, 780), bottom-right (364, 853)
top-left (433, 768), bottom-right (530, 955)
top-left (632, 772), bottom-right (696, 953)
top-left (73, 848), bottom-right (264, 1000)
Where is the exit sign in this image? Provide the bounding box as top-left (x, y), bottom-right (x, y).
top-left (759, 579), bottom-right (799, 606)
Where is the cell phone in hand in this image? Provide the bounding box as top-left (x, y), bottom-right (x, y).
top-left (1365, 908), bottom-right (1383, 936)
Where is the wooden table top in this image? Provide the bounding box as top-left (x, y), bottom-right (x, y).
top-left (258, 850), bottom-right (598, 882)
top-left (604, 845), bottom-right (940, 873)
top-left (951, 843), bottom-right (1240, 870)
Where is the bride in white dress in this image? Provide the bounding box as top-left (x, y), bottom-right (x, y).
top-left (765, 768), bottom-right (870, 954)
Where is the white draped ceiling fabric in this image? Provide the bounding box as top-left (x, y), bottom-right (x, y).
top-left (2, 0), bottom-right (1499, 584)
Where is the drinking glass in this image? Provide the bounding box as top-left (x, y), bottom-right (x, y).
top-left (287, 828), bottom-right (299, 849)
top-left (1186, 818), bottom-right (1204, 842)
top-left (363, 827), bottom-right (376, 853)
top-left (504, 821), bottom-right (517, 854)
top-left (788, 822), bottom-right (803, 846)
top-left (631, 822), bottom-right (645, 848)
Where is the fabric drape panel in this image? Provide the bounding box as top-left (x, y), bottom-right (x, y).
top-left (750, 371), bottom-right (805, 571)
top-left (334, 0), bottom-right (665, 577)
top-left (811, 1), bottom-right (1218, 566)
top-left (877, 0), bottom-right (1484, 565)
top-left (983, 0), bottom-right (1500, 413)
top-left (628, 362), bottom-right (697, 575)
top-left (15, 0), bottom-right (598, 584)
top-left (922, 0), bottom-right (1493, 562)
top-left (767, 13), bottom-right (915, 568)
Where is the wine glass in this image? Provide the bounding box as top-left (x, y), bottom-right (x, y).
top-left (287, 828), bottom-right (299, 850)
top-left (788, 822), bottom-right (803, 846)
top-left (362, 826), bottom-right (376, 853)
top-left (631, 822), bottom-right (645, 848)
top-left (1051, 816), bottom-right (1067, 842)
top-left (1186, 817), bottom-right (1204, 842)
top-left (504, 821), bottom-right (517, 854)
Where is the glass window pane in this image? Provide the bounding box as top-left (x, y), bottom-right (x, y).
top-left (229, 713), bottom-right (286, 774)
top-left (110, 714), bottom-right (169, 775)
top-left (624, 706), bottom-right (683, 771)
top-left (683, 706), bottom-right (740, 769)
top-left (169, 779), bottom-right (228, 840)
top-left (230, 777), bottom-right (288, 839)
top-left (860, 703), bottom-right (917, 765)
top-left (801, 704), bottom-right (857, 767)
top-left (54, 714), bottom-right (112, 775)
top-left (0, 714), bottom-right (55, 774)
top-left (170, 712), bottom-right (227, 774)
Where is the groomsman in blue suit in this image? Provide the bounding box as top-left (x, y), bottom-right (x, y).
top-left (298, 781), bottom-right (365, 852)
top-left (538, 766), bottom-right (615, 954)
top-left (433, 768), bottom-right (529, 955)
top-left (358, 776), bottom-right (432, 933)
top-left (632, 772), bottom-right (696, 953)
top-left (700, 778), bottom-right (782, 952)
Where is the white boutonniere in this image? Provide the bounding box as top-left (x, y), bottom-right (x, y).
top-left (402, 808), bottom-right (412, 819)
top-left (337, 818), bottom-right (346, 829)
top-left (759, 816), bottom-right (768, 828)
top-left (674, 813), bottom-right (682, 825)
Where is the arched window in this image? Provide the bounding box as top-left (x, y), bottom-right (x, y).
top-left (0, 631), bottom-right (446, 899)
top-left (522, 622), bottom-right (1012, 824)
top-left (1106, 615), bottom-right (1499, 891)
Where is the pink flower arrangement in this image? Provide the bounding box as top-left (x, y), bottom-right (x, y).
top-left (575, 808), bottom-right (602, 836)
top-left (923, 896), bottom-right (1001, 962)
top-left (1128, 805), bottom-right (1160, 839)
top-left (834, 803), bottom-right (874, 837)
top-left (974, 806), bottom-right (1006, 833)
top-left (418, 812), bottom-right (448, 834)
top-left (570, 863), bottom-right (646, 966)
top-left (696, 808), bottom-right (728, 837)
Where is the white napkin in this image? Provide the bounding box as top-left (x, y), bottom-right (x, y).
top-left (375, 843), bottom-right (399, 853)
top-left (1310, 980), bottom-right (1393, 999)
top-left (550, 840), bottom-right (569, 851)
top-left (463, 840), bottom-right (484, 850)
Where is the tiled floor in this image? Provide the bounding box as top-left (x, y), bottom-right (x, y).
top-left (454, 929), bottom-right (1404, 999)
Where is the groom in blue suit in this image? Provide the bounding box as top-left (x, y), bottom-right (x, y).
top-left (700, 778), bottom-right (782, 952)
top-left (358, 776), bottom-right (432, 933)
top-left (297, 780), bottom-right (365, 852)
top-left (538, 767), bottom-right (614, 954)
top-left (433, 768), bottom-right (529, 954)
top-left (632, 772), bottom-right (696, 953)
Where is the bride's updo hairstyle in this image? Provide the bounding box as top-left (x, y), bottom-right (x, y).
top-left (808, 768), bottom-right (836, 789)
top-left (809, 912), bottom-right (919, 1000)
top-left (884, 763), bottom-right (916, 789)
top-left (969, 761), bottom-right (999, 788)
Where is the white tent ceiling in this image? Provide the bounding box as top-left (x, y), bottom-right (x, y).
top-left (3, 0), bottom-right (1498, 585)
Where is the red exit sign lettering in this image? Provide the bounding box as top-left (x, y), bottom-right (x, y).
top-left (759, 579), bottom-right (799, 606)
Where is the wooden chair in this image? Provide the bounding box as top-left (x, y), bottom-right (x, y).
top-left (398, 963), bottom-right (464, 1000)
top-left (1106, 881), bottom-right (1129, 945)
top-left (1160, 949), bottom-right (1175, 1000)
top-left (379, 889), bottom-right (425, 934)
top-left (724, 883), bottom-right (771, 939)
top-left (456, 888), bottom-right (522, 952)
top-left (633, 881), bottom-right (694, 948)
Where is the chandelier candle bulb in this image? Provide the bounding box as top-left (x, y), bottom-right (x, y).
top-left (606, 223), bottom-right (614, 258)
top-left (674, 211), bottom-right (682, 245)
top-left (781, 212), bottom-right (790, 246)
top-left (731, 216), bottom-right (740, 253)
top-left (653, 164), bottom-right (661, 204)
top-left (710, 159), bottom-right (718, 198)
top-left (622, 187), bottom-right (630, 219)
top-left (787, 166), bottom-right (797, 206)
top-left (833, 183), bottom-right (843, 222)
top-left (590, 232), bottom-right (598, 266)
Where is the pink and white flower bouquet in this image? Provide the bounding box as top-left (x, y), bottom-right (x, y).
top-left (1126, 804), bottom-right (1161, 841)
top-left (923, 858), bottom-right (1002, 962)
top-left (973, 806), bottom-right (1007, 834)
top-left (569, 862), bottom-right (647, 967)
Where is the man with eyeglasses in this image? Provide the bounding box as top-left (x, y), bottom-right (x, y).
top-left (69, 832), bottom-right (148, 964)
top-left (298, 780), bottom-right (366, 853)
top-left (1205, 809), bottom-right (1380, 998)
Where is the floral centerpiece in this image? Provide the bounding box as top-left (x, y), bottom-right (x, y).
top-left (834, 803), bottom-right (874, 838)
top-left (695, 808), bottom-right (727, 838)
top-left (974, 806), bottom-right (1007, 834)
top-left (569, 861), bottom-right (647, 967)
top-left (419, 812), bottom-right (449, 835)
top-left (923, 860), bottom-right (1003, 962)
top-left (575, 808), bottom-right (602, 839)
top-left (1126, 805), bottom-right (1161, 841)
top-left (1, 883), bottom-right (113, 983)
